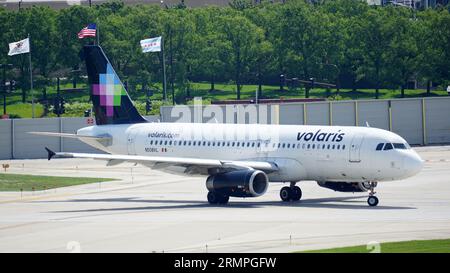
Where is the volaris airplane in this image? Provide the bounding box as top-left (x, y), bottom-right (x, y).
top-left (34, 45), bottom-right (424, 207)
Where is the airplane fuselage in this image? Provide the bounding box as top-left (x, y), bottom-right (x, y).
top-left (77, 122), bottom-right (423, 183)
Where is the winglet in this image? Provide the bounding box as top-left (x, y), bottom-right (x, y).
top-left (45, 147), bottom-right (56, 161)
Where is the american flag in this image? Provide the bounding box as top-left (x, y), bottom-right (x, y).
top-left (78, 23), bottom-right (96, 39)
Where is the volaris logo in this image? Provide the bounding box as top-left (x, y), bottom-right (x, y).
top-left (92, 63), bottom-right (126, 117)
top-left (297, 129), bottom-right (345, 142)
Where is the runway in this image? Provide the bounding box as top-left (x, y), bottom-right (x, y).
top-left (0, 146), bottom-right (449, 252)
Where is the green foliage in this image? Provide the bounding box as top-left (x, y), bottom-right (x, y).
top-left (0, 173), bottom-right (115, 191)
top-left (0, 0), bottom-right (449, 110)
top-left (47, 102), bottom-right (92, 117)
top-left (298, 238), bottom-right (450, 253)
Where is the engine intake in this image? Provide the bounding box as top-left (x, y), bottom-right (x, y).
top-left (206, 170), bottom-right (269, 197)
top-left (317, 181), bottom-right (374, 192)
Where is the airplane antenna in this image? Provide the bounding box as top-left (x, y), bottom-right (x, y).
top-left (365, 121), bottom-right (370, 127)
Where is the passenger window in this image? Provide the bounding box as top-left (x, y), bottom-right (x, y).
top-left (282, 143), bottom-right (286, 148)
top-left (332, 145), bottom-right (335, 149)
top-left (342, 145), bottom-right (345, 150)
top-left (336, 145), bottom-right (340, 149)
top-left (376, 143), bottom-right (384, 151)
top-left (307, 144), bottom-right (310, 149)
top-left (384, 143), bottom-right (393, 150)
top-left (312, 144), bottom-right (315, 149)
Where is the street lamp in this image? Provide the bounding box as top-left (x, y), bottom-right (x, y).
top-left (1, 64), bottom-right (13, 116)
top-left (317, 62), bottom-right (340, 95)
top-left (70, 67), bottom-right (82, 88)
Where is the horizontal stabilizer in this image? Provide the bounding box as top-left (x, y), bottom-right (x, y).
top-left (29, 132), bottom-right (111, 141)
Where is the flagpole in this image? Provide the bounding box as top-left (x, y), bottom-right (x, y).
top-left (28, 33), bottom-right (34, 118)
top-left (96, 20), bottom-right (100, 46)
top-left (161, 37), bottom-right (167, 102)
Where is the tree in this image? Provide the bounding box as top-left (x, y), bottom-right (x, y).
top-left (280, 1), bottom-right (332, 98)
top-left (218, 14), bottom-right (264, 100)
top-left (357, 8), bottom-right (394, 99)
top-left (417, 8), bottom-right (450, 95)
top-left (385, 8), bottom-right (420, 98)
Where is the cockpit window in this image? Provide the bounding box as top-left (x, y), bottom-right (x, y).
top-left (384, 143), bottom-right (393, 150)
top-left (393, 143), bottom-right (407, 149)
top-left (376, 143), bottom-right (384, 151)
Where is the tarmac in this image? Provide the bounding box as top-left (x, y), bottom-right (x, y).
top-left (0, 145), bottom-right (449, 252)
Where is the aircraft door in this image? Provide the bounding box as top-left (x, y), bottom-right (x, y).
top-left (257, 139), bottom-right (270, 158)
top-left (127, 128), bottom-right (139, 155)
top-left (349, 134), bottom-right (364, 162)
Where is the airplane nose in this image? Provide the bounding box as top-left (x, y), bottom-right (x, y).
top-left (403, 153), bottom-right (424, 177)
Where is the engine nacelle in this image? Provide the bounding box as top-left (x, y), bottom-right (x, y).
top-left (206, 170), bottom-right (269, 197)
top-left (317, 181), bottom-right (374, 192)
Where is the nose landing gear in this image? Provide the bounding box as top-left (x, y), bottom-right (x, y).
top-left (367, 182), bottom-right (379, 207)
top-left (280, 182), bottom-right (302, 202)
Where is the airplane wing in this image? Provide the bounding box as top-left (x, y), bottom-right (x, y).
top-left (44, 148), bottom-right (278, 173)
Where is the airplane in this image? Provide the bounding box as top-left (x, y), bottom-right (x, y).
top-left (34, 45), bottom-right (424, 207)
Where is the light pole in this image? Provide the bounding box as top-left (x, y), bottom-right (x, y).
top-left (1, 64), bottom-right (13, 116)
top-left (317, 62), bottom-right (340, 95)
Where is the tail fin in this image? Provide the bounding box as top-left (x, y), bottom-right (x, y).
top-left (82, 45), bottom-right (147, 125)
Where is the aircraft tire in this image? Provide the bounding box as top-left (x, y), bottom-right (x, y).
top-left (367, 196), bottom-right (379, 207)
top-left (291, 186), bottom-right (302, 201)
top-left (207, 191), bottom-right (219, 204)
top-left (218, 194), bottom-right (230, 204)
top-left (280, 187), bottom-right (292, 202)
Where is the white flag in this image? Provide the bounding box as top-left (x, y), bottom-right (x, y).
top-left (140, 36), bottom-right (162, 53)
top-left (8, 38), bottom-right (30, 56)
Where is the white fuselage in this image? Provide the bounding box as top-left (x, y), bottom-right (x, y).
top-left (77, 122), bottom-right (423, 183)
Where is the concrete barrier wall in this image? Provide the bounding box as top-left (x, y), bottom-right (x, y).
top-left (0, 115), bottom-right (159, 160)
top-left (161, 97), bottom-right (450, 146)
top-left (2, 97), bottom-right (449, 160)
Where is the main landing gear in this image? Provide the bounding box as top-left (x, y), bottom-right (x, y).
top-left (207, 191), bottom-right (229, 205)
top-left (367, 182), bottom-right (379, 207)
top-left (280, 182), bottom-right (302, 202)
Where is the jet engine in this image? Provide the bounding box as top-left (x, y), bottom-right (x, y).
top-left (206, 170), bottom-right (269, 197)
top-left (317, 181), bottom-right (375, 192)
